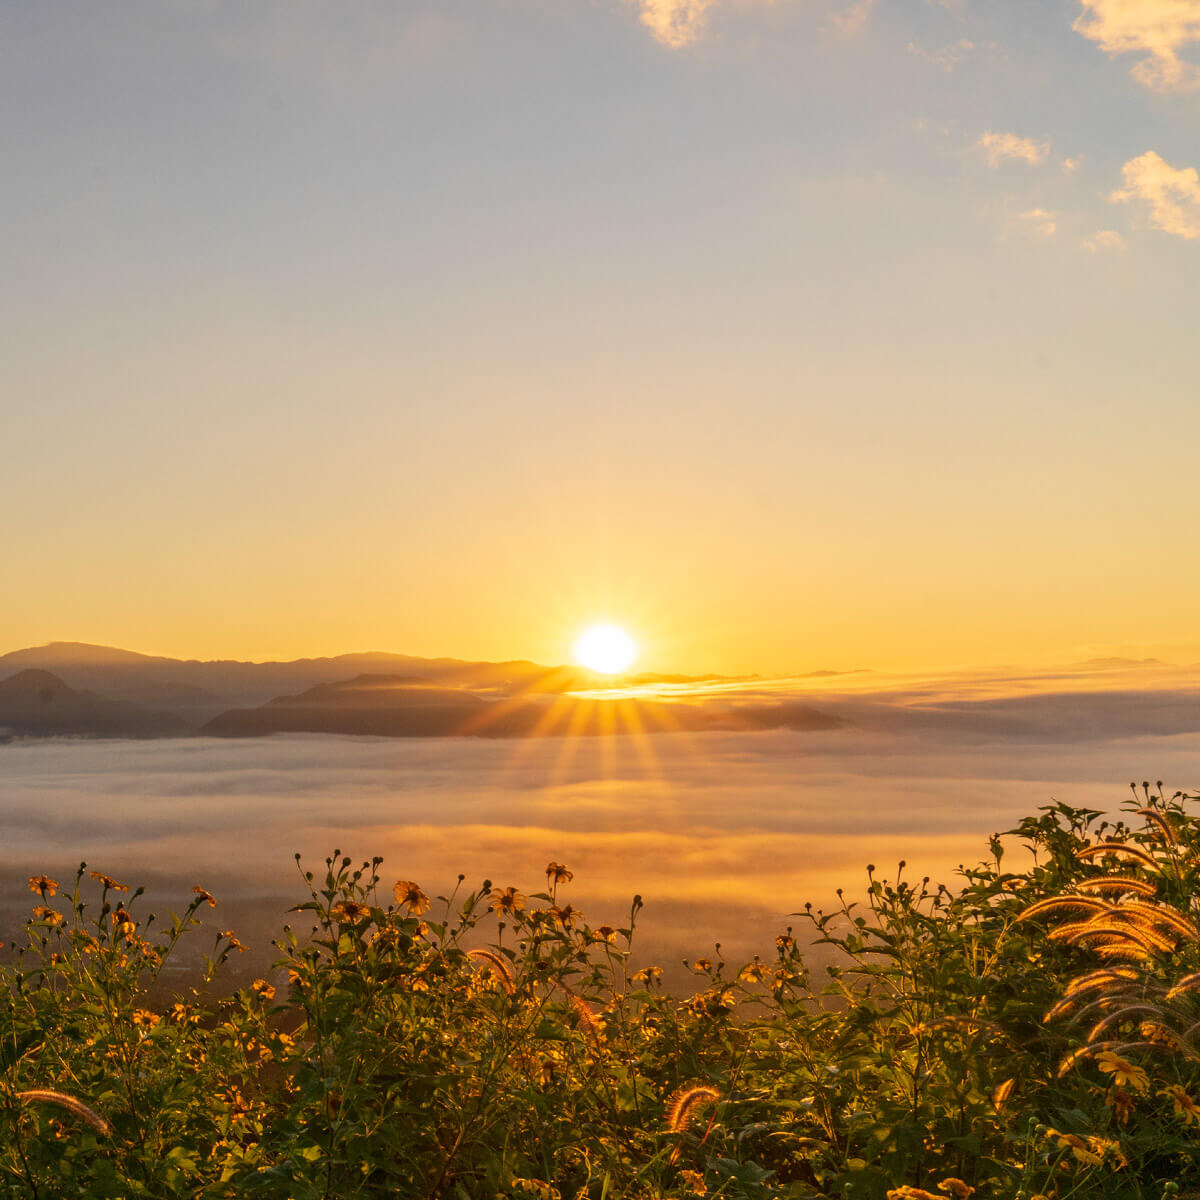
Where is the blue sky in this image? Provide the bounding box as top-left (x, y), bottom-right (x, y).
top-left (2, 1), bottom-right (1198, 673)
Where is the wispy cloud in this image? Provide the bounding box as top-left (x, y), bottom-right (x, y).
top-left (908, 37), bottom-right (975, 70)
top-left (830, 0), bottom-right (878, 35)
top-left (1074, 0), bottom-right (1200, 92)
top-left (1082, 229), bottom-right (1127, 252)
top-left (627, 0), bottom-right (717, 47)
top-left (1112, 151), bottom-right (1200, 239)
top-left (1019, 208), bottom-right (1058, 237)
top-left (978, 131), bottom-right (1051, 168)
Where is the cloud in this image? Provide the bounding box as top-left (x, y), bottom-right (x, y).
top-left (1019, 208), bottom-right (1058, 237)
top-left (1062, 156), bottom-right (1082, 173)
top-left (1074, 0), bottom-right (1200, 92)
top-left (627, 0), bottom-right (716, 47)
top-left (1082, 229), bottom-right (1127, 252)
top-left (830, 0), bottom-right (878, 34)
top-left (908, 37), bottom-right (975, 69)
top-left (1111, 150), bottom-right (1200, 239)
top-left (978, 131), bottom-right (1051, 167)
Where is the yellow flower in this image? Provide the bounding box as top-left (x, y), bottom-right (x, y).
top-left (1160, 1084), bottom-right (1200, 1125)
top-left (632, 965), bottom-right (664, 986)
top-left (1107, 1085), bottom-right (1136, 1124)
top-left (250, 979), bottom-right (276, 1002)
top-left (679, 1168), bottom-right (707, 1195)
top-left (90, 871), bottom-right (128, 892)
top-left (489, 887), bottom-right (526, 917)
top-left (132, 1008), bottom-right (159, 1029)
top-left (1047, 1128), bottom-right (1126, 1169)
top-left (393, 880), bottom-right (431, 915)
top-left (886, 1189), bottom-right (940, 1200)
top-left (1096, 1050), bottom-right (1149, 1093)
top-left (31, 906), bottom-right (64, 926)
top-left (27, 875), bottom-right (58, 897)
top-left (330, 900), bottom-right (371, 922)
top-left (220, 930), bottom-right (246, 953)
top-left (775, 934), bottom-right (796, 952)
top-left (509, 1178), bottom-right (560, 1200)
top-left (191, 886), bottom-right (217, 908)
top-left (690, 958), bottom-right (713, 973)
top-left (738, 959), bottom-right (769, 983)
top-left (937, 1180), bottom-right (974, 1199)
top-left (545, 861), bottom-right (574, 885)
top-left (550, 903), bottom-right (582, 928)
top-left (591, 925), bottom-right (618, 943)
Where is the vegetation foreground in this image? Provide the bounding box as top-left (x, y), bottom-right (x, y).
top-left (5, 787), bottom-right (1200, 1199)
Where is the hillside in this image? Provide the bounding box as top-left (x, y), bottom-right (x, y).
top-left (0, 669), bottom-right (191, 738)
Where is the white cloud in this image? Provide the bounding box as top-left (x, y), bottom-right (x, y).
top-left (627, 0), bottom-right (716, 48)
top-left (1082, 229), bottom-right (1128, 251)
top-left (978, 131), bottom-right (1051, 168)
top-left (1019, 208), bottom-right (1058, 237)
top-left (1074, 0), bottom-right (1200, 91)
top-left (1111, 150), bottom-right (1200, 239)
top-left (1062, 156), bottom-right (1082, 173)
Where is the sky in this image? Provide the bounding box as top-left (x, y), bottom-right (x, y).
top-left (3, 0), bottom-right (1199, 676)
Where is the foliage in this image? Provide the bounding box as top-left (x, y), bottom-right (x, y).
top-left (4, 787), bottom-right (1200, 1198)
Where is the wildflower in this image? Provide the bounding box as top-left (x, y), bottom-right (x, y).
top-left (1160, 1084), bottom-right (1200, 1125)
top-left (550, 903), bottom-right (582, 928)
top-left (775, 933), bottom-right (796, 952)
top-left (886, 1188), bottom-right (940, 1200)
top-left (690, 958), bottom-right (713, 973)
top-left (489, 887), bottom-right (526, 917)
top-left (32, 906), bottom-right (64, 926)
top-left (591, 924), bottom-right (618, 943)
top-left (739, 959), bottom-right (770, 984)
top-left (132, 1009), bottom-right (159, 1029)
top-left (393, 880), bottom-right (431, 915)
top-left (633, 965), bottom-right (664, 986)
top-left (220, 930), bottom-right (246, 953)
top-left (545, 861), bottom-right (574, 886)
top-left (191, 886), bottom-right (217, 908)
top-left (250, 979), bottom-right (276, 1002)
top-left (330, 900), bottom-right (371, 922)
top-left (937, 1182), bottom-right (974, 1200)
top-left (90, 871), bottom-right (128, 892)
top-left (1096, 1050), bottom-right (1149, 1093)
top-left (510, 1178), bottom-right (560, 1200)
top-left (679, 1169), bottom-right (707, 1195)
top-left (28, 875), bottom-right (58, 897)
top-left (112, 907), bottom-right (135, 938)
top-left (1107, 1085), bottom-right (1136, 1124)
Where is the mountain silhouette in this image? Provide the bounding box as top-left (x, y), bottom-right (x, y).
top-left (0, 669), bottom-right (191, 738)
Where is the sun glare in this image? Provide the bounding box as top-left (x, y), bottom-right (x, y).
top-left (573, 623), bottom-right (638, 675)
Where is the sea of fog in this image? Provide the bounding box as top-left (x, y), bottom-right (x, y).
top-left (3, 729), bottom-right (1200, 979)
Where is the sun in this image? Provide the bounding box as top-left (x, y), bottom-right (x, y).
top-left (573, 623), bottom-right (638, 675)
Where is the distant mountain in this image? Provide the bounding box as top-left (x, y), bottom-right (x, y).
top-left (203, 673), bottom-right (845, 740)
top-left (0, 669), bottom-right (191, 739)
top-left (0, 642), bottom-right (662, 719)
top-left (0, 644), bottom-right (843, 742)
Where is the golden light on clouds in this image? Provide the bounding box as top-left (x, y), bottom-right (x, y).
top-left (1075, 0), bottom-right (1200, 91)
top-left (1112, 150), bottom-right (1200, 238)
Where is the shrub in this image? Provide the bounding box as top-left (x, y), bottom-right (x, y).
top-left (3, 787), bottom-right (1200, 1198)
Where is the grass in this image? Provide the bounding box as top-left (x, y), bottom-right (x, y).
top-left (4, 785), bottom-right (1200, 1198)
